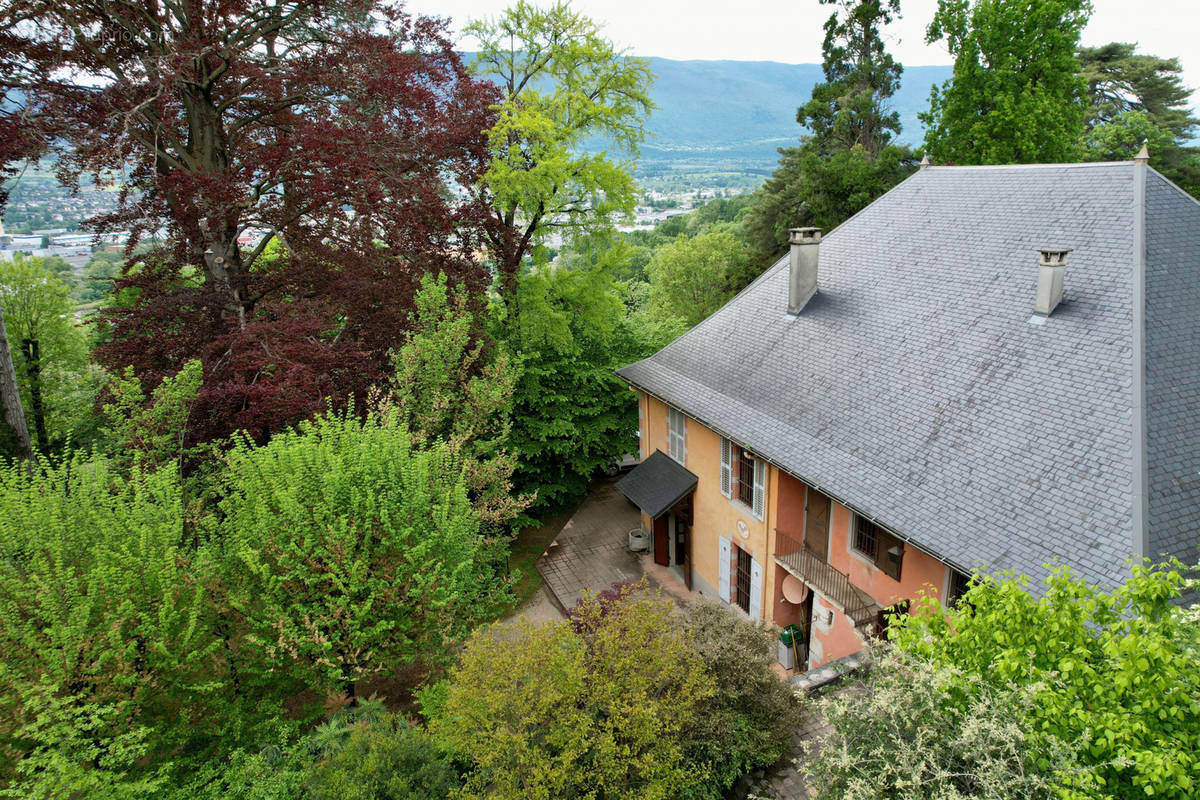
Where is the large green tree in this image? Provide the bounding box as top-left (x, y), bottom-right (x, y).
top-left (743, 0), bottom-right (915, 263)
top-left (1078, 42), bottom-right (1200, 194)
top-left (798, 0), bottom-right (903, 156)
top-left (505, 233), bottom-right (668, 511)
top-left (0, 453), bottom-right (217, 790)
top-left (216, 409), bottom-right (511, 701)
top-left (386, 273), bottom-right (526, 529)
top-left (0, 256), bottom-right (98, 452)
top-left (645, 229), bottom-right (749, 328)
top-left (466, 0), bottom-right (653, 305)
top-left (922, 0), bottom-right (1092, 164)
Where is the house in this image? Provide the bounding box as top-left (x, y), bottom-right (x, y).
top-left (615, 158), bottom-right (1200, 670)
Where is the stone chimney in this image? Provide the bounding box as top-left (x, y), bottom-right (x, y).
top-left (788, 227), bottom-right (822, 314)
top-left (1034, 248), bottom-right (1071, 317)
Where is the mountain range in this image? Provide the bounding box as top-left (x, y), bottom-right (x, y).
top-left (618, 58), bottom-right (954, 176)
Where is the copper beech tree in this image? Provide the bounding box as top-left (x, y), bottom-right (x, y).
top-left (3, 0), bottom-right (501, 442)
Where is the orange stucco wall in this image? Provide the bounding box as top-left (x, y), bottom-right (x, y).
top-left (773, 471), bottom-right (953, 666)
top-left (634, 391), bottom-right (955, 668)
top-left (640, 396), bottom-right (776, 615)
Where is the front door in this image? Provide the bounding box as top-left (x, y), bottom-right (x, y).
top-left (653, 516), bottom-right (669, 566)
top-left (804, 489), bottom-right (831, 561)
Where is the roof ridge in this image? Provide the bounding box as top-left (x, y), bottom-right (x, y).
top-left (1131, 162), bottom-right (1149, 559)
top-left (924, 160), bottom-right (1136, 171)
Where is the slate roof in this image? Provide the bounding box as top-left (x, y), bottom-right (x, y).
top-left (617, 162), bottom-right (1200, 591)
top-left (616, 449), bottom-right (699, 519)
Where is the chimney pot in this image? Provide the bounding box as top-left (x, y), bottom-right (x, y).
top-left (788, 227), bottom-right (822, 314)
top-left (1034, 248), bottom-right (1071, 316)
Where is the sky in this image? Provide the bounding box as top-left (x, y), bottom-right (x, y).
top-left (402, 0), bottom-right (1200, 91)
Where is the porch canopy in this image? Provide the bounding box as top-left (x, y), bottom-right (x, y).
top-left (616, 450), bottom-right (698, 519)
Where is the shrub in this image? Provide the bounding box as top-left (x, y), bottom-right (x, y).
top-left (804, 647), bottom-right (1084, 800)
top-left (683, 601), bottom-right (804, 798)
top-left (305, 716), bottom-right (461, 800)
top-left (892, 563), bottom-right (1200, 799)
top-left (215, 408), bottom-right (512, 699)
top-left (428, 585), bottom-right (713, 799)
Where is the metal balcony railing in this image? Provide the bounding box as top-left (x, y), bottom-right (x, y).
top-left (774, 529), bottom-right (878, 630)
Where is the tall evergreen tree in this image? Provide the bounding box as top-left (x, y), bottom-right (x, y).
top-left (798, 0), bottom-right (903, 156)
top-left (921, 0), bottom-right (1092, 165)
top-left (1078, 42), bottom-right (1200, 195)
top-left (743, 0), bottom-right (915, 263)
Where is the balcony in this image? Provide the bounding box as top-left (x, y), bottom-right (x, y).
top-left (774, 529), bottom-right (879, 632)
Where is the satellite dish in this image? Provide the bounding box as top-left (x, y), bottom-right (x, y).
top-left (781, 574), bottom-right (809, 604)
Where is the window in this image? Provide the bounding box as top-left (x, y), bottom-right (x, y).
top-left (735, 546), bottom-right (752, 613)
top-left (852, 515), bottom-right (904, 581)
top-left (667, 407), bottom-right (686, 464)
top-left (737, 450), bottom-right (755, 505)
top-left (945, 568), bottom-right (971, 607)
top-left (853, 516), bottom-right (877, 558)
top-left (724, 443), bottom-right (766, 520)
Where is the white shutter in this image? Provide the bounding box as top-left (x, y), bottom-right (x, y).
top-left (752, 458), bottom-right (766, 520)
top-left (749, 558), bottom-right (763, 623)
top-left (718, 536), bottom-right (731, 603)
top-left (668, 407), bottom-right (687, 465)
top-left (719, 437), bottom-right (732, 498)
top-left (679, 413), bottom-right (687, 464)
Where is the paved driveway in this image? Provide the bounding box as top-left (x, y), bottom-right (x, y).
top-left (536, 477), bottom-right (644, 611)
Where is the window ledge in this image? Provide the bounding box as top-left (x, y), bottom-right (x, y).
top-left (728, 497), bottom-right (761, 521)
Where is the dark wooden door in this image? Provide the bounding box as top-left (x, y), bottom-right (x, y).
top-left (804, 489), bottom-right (831, 561)
top-left (653, 516), bottom-right (669, 566)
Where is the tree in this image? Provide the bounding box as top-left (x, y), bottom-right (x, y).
top-left (1078, 43), bottom-right (1200, 194)
top-left (798, 0), bottom-right (903, 156)
top-left (922, 0), bottom-right (1092, 165)
top-left (215, 408), bottom-right (512, 700)
top-left (0, 303), bottom-right (32, 461)
top-left (804, 647), bottom-right (1085, 800)
top-left (4, 0), bottom-right (499, 444)
top-left (646, 229), bottom-right (749, 327)
top-left (384, 273), bottom-right (526, 528)
top-left (0, 452), bottom-right (217, 787)
top-left (101, 359), bottom-right (203, 474)
top-left (466, 0), bottom-right (654, 304)
top-left (892, 563), bottom-right (1200, 799)
top-left (743, 0), bottom-right (915, 263)
top-left (428, 584), bottom-right (713, 799)
top-left (2, 682), bottom-right (167, 800)
top-left (505, 234), bottom-right (658, 511)
top-left (0, 256), bottom-right (97, 452)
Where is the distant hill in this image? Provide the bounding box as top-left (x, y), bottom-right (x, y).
top-left (617, 58), bottom-right (954, 176)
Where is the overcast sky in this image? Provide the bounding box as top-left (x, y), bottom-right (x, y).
top-left (402, 0), bottom-right (1200, 92)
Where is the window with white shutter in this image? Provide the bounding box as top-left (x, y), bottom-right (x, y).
top-left (752, 458), bottom-right (766, 520)
top-left (719, 437), bottom-right (732, 498)
top-left (668, 407), bottom-right (687, 464)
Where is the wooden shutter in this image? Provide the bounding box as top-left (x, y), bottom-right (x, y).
top-left (748, 558), bottom-right (763, 623)
top-left (718, 536), bottom-right (731, 603)
top-left (719, 437), bottom-right (732, 498)
top-left (752, 458), bottom-right (766, 520)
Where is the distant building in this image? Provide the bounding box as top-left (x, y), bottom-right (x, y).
top-left (617, 159), bottom-right (1200, 670)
